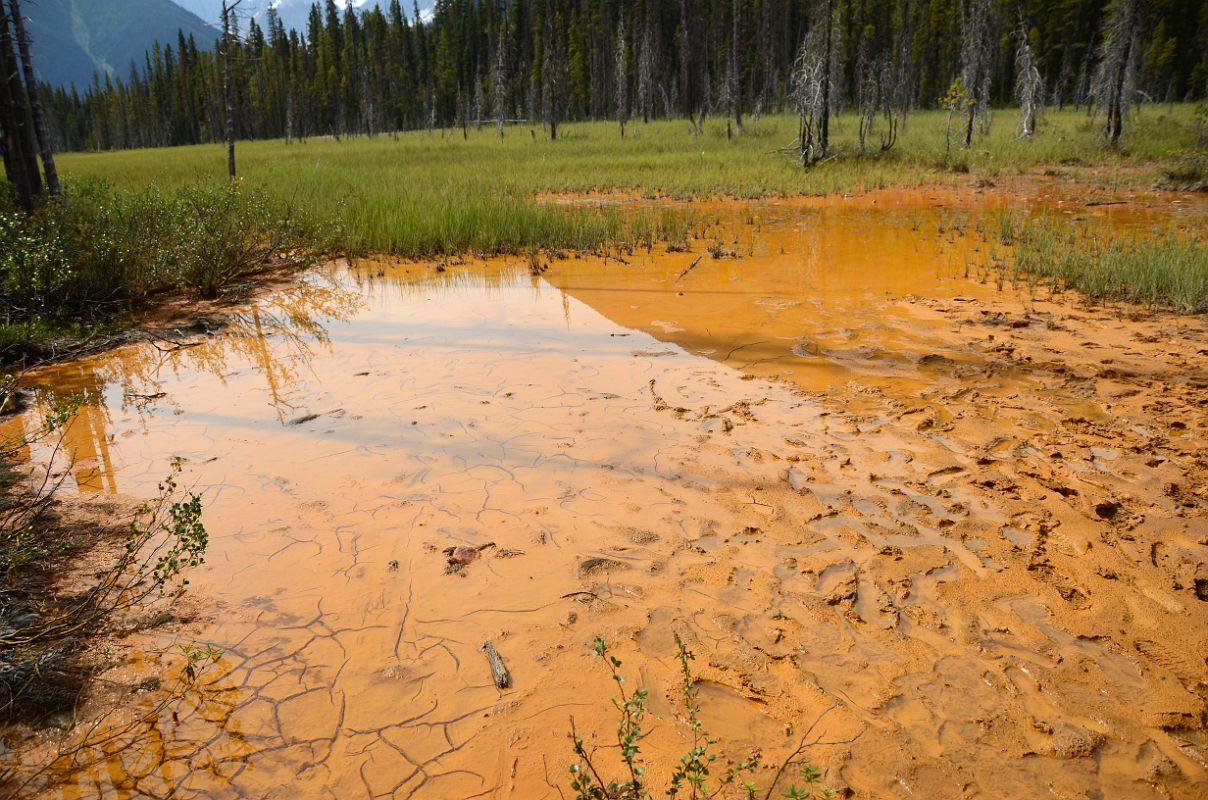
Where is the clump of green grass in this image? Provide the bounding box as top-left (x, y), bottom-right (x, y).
top-left (0, 180), bottom-right (319, 361)
top-left (1011, 220), bottom-right (1208, 312)
top-left (1158, 156), bottom-right (1208, 192)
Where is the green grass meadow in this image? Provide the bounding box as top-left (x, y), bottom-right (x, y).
top-left (55, 106), bottom-right (1205, 257)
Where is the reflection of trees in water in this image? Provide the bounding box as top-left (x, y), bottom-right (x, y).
top-left (3, 276), bottom-right (367, 796)
top-left (15, 369), bottom-right (117, 494)
top-left (173, 277), bottom-right (363, 423)
top-left (22, 274), bottom-right (365, 489)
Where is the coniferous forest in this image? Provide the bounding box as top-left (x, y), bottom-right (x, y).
top-left (40, 0), bottom-right (1208, 153)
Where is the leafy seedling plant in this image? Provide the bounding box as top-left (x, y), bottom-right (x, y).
top-left (569, 635), bottom-right (836, 800)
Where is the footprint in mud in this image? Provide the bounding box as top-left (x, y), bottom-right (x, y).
top-left (693, 680), bottom-right (786, 751)
top-left (815, 560), bottom-right (859, 606)
top-left (853, 577), bottom-right (900, 630)
top-left (699, 415), bottom-right (734, 433)
top-left (1027, 560), bottom-right (1092, 610)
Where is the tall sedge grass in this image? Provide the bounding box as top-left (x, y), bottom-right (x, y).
top-left (1010, 220), bottom-right (1208, 312)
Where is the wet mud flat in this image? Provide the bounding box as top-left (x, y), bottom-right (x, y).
top-left (3, 188), bottom-right (1206, 799)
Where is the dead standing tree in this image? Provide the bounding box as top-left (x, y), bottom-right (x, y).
top-left (855, 37), bottom-right (881, 154)
top-left (890, 0), bottom-right (914, 133)
top-left (1092, 0), bottom-right (1141, 147)
top-left (492, 29), bottom-right (509, 140)
top-left (858, 59), bottom-right (899, 154)
top-left (1014, 16), bottom-right (1043, 137)
top-left (637, 28), bottom-right (654, 124)
top-left (816, 0), bottom-right (837, 153)
top-left (678, 0), bottom-right (691, 122)
top-left (727, 0), bottom-right (742, 134)
top-left (614, 17), bottom-right (628, 138)
top-left (790, 0), bottom-right (839, 166)
top-left (960, 0), bottom-right (995, 147)
top-left (472, 75), bottom-right (484, 132)
top-left (790, 30), bottom-right (825, 166)
top-left (221, 0), bottom-right (244, 180)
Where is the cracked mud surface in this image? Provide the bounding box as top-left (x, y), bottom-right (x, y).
top-left (4, 187), bottom-right (1206, 799)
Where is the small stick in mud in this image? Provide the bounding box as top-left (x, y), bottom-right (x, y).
top-left (675, 255), bottom-right (704, 283)
top-left (482, 640), bottom-right (512, 689)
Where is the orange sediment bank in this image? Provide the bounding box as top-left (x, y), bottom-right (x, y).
top-left (538, 175), bottom-right (1208, 213)
top-left (3, 191), bottom-right (1206, 799)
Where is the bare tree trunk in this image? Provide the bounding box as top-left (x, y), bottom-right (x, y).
top-left (791, 25), bottom-right (825, 166)
top-left (473, 75), bottom-right (484, 131)
top-left (1109, 66), bottom-right (1126, 143)
top-left (820, 0), bottom-right (833, 153)
top-left (1107, 26), bottom-right (1133, 145)
top-left (1014, 16), bottom-right (1043, 137)
top-left (1092, 0), bottom-right (1140, 147)
top-left (893, 0), bottom-right (913, 133)
top-left (730, 0), bottom-right (742, 132)
top-left (222, 0), bottom-right (242, 181)
top-left (0, 4), bottom-right (40, 209)
top-left (6, 0), bottom-right (56, 196)
top-left (541, 0), bottom-right (564, 142)
top-left (615, 18), bottom-right (628, 138)
top-left (493, 30), bottom-right (508, 140)
top-left (960, 0), bottom-right (994, 147)
top-left (678, 0), bottom-right (691, 119)
top-left (285, 88), bottom-right (293, 144)
top-left (638, 30), bottom-right (653, 124)
top-left (0, 70), bottom-right (35, 211)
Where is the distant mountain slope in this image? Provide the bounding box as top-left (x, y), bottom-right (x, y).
top-left (24, 0), bottom-right (217, 88)
top-left (171, 0), bottom-right (432, 37)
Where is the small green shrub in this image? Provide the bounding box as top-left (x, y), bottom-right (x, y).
top-left (0, 180), bottom-right (320, 360)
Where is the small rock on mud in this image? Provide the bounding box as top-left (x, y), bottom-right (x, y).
top-left (1049, 723), bottom-right (1105, 759)
top-left (1144, 754), bottom-right (1178, 782)
top-left (447, 546), bottom-right (482, 566)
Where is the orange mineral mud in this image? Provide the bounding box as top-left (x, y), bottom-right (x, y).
top-left (3, 189), bottom-right (1206, 800)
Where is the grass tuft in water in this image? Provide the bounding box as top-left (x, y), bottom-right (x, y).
top-left (1010, 220), bottom-right (1208, 312)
